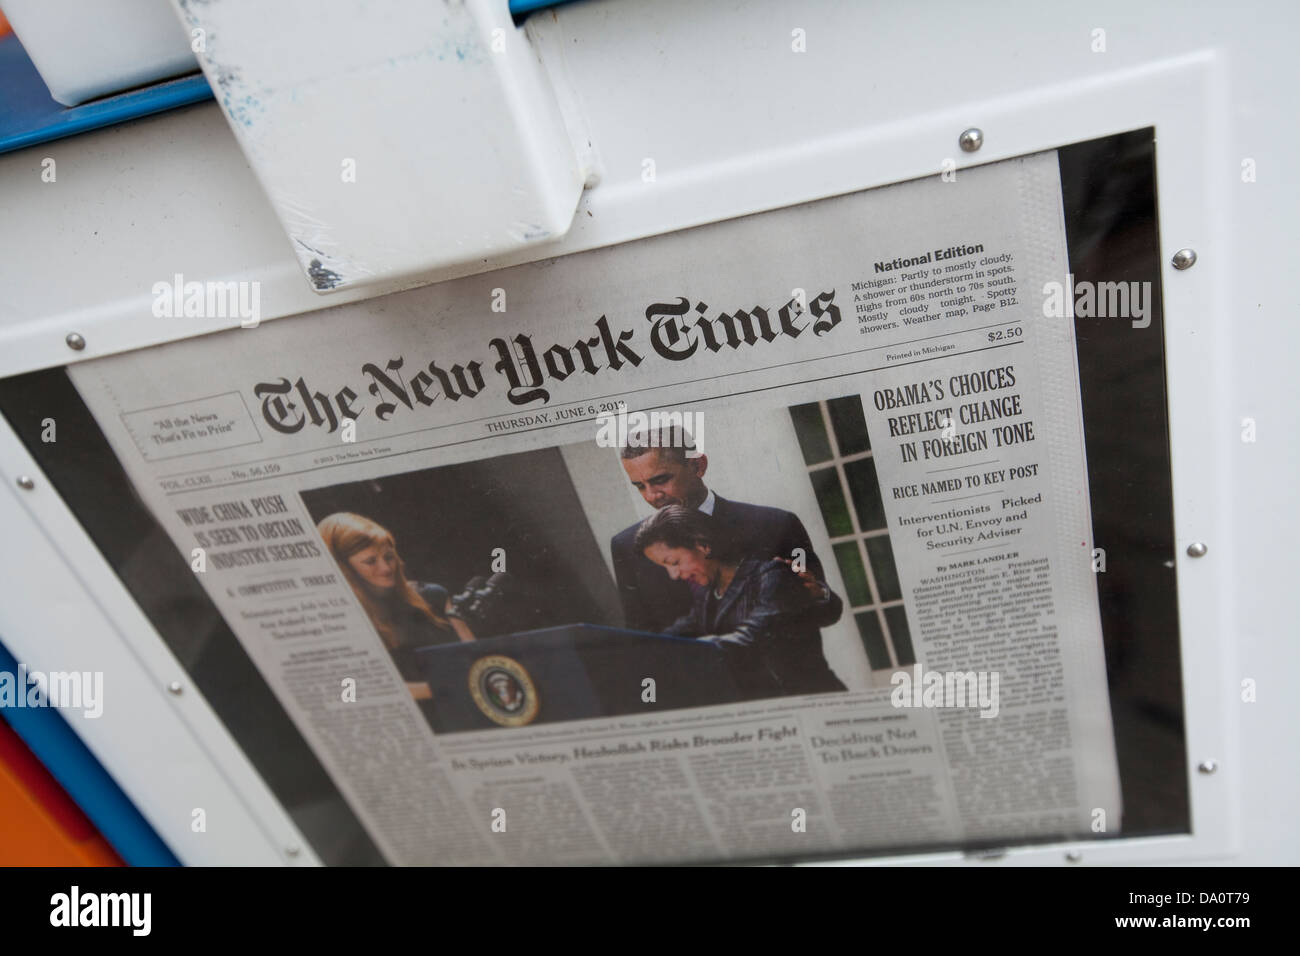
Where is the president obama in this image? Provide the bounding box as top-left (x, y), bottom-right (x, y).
top-left (610, 427), bottom-right (832, 633)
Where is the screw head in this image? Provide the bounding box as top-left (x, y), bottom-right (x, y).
top-left (958, 128), bottom-right (984, 153)
top-left (16, 475), bottom-right (35, 490)
top-left (1171, 248), bottom-right (1197, 270)
top-left (1187, 542), bottom-right (1208, 558)
top-left (65, 332), bottom-right (86, 351)
top-left (1065, 850), bottom-right (1083, 863)
top-left (1198, 759), bottom-right (1218, 775)
top-left (167, 681), bottom-right (183, 695)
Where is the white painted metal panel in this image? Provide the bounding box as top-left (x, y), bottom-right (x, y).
top-left (1, 0), bottom-right (197, 106)
top-left (0, 0), bottom-right (1294, 865)
top-left (171, 0), bottom-right (585, 291)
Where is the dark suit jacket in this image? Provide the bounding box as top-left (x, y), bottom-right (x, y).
top-left (664, 557), bottom-right (845, 699)
top-left (611, 495), bottom-right (829, 633)
top-left (385, 582), bottom-right (459, 682)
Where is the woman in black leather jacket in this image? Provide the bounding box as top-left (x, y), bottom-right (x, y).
top-left (634, 505), bottom-right (845, 700)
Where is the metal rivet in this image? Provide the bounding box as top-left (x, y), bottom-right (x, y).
top-left (167, 681), bottom-right (183, 695)
top-left (65, 332), bottom-right (86, 351)
top-left (1187, 542), bottom-right (1208, 558)
top-left (1171, 248), bottom-right (1197, 270)
top-left (1198, 759), bottom-right (1218, 775)
top-left (958, 128), bottom-right (984, 153)
top-left (285, 844), bottom-right (301, 858)
top-left (16, 475), bottom-right (35, 490)
top-left (1065, 850), bottom-right (1083, 863)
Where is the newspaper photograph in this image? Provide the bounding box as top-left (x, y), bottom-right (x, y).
top-left (67, 148), bottom-right (1122, 864)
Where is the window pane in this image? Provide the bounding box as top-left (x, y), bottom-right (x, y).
top-left (832, 542), bottom-right (871, 607)
top-left (788, 401), bottom-right (832, 464)
top-left (865, 536), bottom-right (901, 603)
top-left (844, 457), bottom-right (887, 530)
top-left (809, 467), bottom-right (852, 537)
top-left (827, 395), bottom-right (871, 455)
top-left (885, 605), bottom-right (914, 666)
top-left (854, 610), bottom-right (890, 670)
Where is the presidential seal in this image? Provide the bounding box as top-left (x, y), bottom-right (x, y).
top-left (468, 655), bottom-right (539, 727)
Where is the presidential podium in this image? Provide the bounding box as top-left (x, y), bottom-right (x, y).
top-left (414, 624), bottom-right (741, 732)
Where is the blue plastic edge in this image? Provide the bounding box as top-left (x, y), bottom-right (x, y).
top-left (509, 0), bottom-right (573, 12)
top-left (0, 638), bottom-right (179, 867)
top-left (0, 75), bottom-right (215, 156)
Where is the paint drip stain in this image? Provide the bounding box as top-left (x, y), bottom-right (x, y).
top-left (307, 258), bottom-right (344, 291)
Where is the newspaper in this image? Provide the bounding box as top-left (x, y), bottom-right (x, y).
top-left (68, 149), bottom-right (1121, 864)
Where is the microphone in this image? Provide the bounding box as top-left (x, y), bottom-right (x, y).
top-left (451, 573), bottom-right (515, 633)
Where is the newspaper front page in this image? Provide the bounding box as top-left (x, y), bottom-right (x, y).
top-left (69, 150), bottom-right (1121, 864)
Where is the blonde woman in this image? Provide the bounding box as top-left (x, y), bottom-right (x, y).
top-left (317, 512), bottom-right (474, 701)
